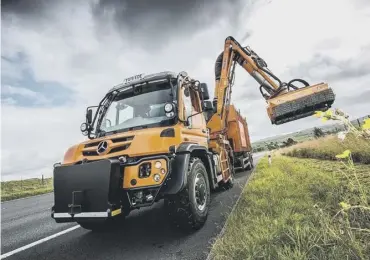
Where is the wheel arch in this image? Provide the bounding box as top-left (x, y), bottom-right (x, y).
top-left (161, 143), bottom-right (217, 195)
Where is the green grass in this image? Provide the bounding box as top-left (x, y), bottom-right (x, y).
top-left (1, 178), bottom-right (53, 202)
top-left (282, 133), bottom-right (370, 164)
top-left (209, 156), bottom-right (370, 260)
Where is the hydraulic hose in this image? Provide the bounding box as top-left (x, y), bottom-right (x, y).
top-left (215, 51), bottom-right (224, 81)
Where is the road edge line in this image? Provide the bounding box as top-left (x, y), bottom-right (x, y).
top-left (0, 225), bottom-right (80, 259)
top-left (205, 157), bottom-right (261, 260)
top-left (1, 192), bottom-right (53, 204)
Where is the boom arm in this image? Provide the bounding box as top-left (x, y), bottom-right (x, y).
top-left (208, 36), bottom-right (334, 133)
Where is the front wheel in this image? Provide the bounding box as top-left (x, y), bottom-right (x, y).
top-left (165, 157), bottom-right (211, 231)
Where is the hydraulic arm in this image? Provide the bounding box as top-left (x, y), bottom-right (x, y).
top-left (208, 36), bottom-right (335, 133)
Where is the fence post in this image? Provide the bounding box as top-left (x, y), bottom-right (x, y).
top-left (268, 153), bottom-right (272, 166)
top-left (21, 177), bottom-right (23, 191)
top-left (42, 174), bottom-right (44, 185)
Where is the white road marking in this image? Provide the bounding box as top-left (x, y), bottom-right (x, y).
top-left (0, 225), bottom-right (80, 259)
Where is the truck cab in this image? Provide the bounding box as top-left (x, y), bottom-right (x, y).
top-left (51, 71), bottom-right (229, 232)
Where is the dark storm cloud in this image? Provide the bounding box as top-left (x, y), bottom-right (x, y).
top-left (1, 0), bottom-right (50, 16)
top-left (92, 0), bottom-right (245, 49)
top-left (291, 47), bottom-right (370, 82)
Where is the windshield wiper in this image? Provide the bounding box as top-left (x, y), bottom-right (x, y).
top-left (128, 125), bottom-right (148, 131)
top-left (98, 129), bottom-right (107, 137)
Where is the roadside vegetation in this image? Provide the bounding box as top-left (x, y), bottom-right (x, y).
top-left (209, 109), bottom-right (370, 260)
top-left (1, 178), bottom-right (53, 202)
top-left (282, 133), bottom-right (370, 164)
top-left (210, 156), bottom-right (370, 259)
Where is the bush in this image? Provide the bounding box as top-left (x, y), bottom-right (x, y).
top-left (282, 134), bottom-right (370, 164)
top-left (209, 156), bottom-right (370, 260)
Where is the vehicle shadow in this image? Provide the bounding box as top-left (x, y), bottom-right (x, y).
top-left (33, 169), bottom-right (253, 260)
top-left (73, 201), bottom-right (195, 259)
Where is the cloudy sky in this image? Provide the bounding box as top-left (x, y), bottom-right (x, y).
top-left (1, 0), bottom-right (370, 180)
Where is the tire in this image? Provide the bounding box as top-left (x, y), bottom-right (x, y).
top-left (245, 153), bottom-right (254, 170)
top-left (165, 157), bottom-right (211, 231)
top-left (250, 154), bottom-right (254, 169)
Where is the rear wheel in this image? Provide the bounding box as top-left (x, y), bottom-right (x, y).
top-left (249, 154), bottom-right (254, 169)
top-left (245, 153), bottom-right (254, 170)
top-left (165, 157), bottom-right (211, 231)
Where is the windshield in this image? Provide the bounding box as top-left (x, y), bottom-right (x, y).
top-left (99, 79), bottom-right (176, 134)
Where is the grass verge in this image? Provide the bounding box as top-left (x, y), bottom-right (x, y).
top-left (209, 156), bottom-right (370, 260)
top-left (281, 133), bottom-right (370, 164)
top-left (1, 178), bottom-right (53, 202)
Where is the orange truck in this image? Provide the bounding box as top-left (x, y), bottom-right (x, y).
top-left (51, 36), bottom-right (335, 232)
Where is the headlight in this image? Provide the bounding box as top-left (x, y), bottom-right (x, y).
top-left (164, 103), bottom-right (173, 112)
top-left (153, 174), bottom-right (161, 182)
top-left (80, 122), bottom-right (88, 132)
top-left (155, 161), bottom-right (162, 169)
top-left (165, 111), bottom-right (175, 118)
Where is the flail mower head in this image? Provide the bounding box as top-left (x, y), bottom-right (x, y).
top-left (267, 82), bottom-right (335, 125)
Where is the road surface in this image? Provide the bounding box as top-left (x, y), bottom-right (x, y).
top-left (1, 153), bottom-right (264, 260)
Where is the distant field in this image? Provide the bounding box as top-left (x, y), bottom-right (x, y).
top-left (1, 178), bottom-right (53, 202)
top-left (281, 133), bottom-right (370, 164)
top-left (209, 156), bottom-right (370, 260)
top-left (252, 115), bottom-right (369, 152)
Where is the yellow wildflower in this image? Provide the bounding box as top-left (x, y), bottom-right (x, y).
top-left (335, 149), bottom-right (351, 159)
top-left (339, 201), bottom-right (351, 211)
top-left (314, 111), bottom-right (323, 118)
top-left (362, 118), bottom-right (370, 130)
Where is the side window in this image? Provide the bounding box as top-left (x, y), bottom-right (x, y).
top-left (190, 89), bottom-right (201, 113)
top-left (190, 88), bottom-right (204, 129)
top-left (183, 87), bottom-right (193, 126)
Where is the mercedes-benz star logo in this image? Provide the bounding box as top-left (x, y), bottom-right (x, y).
top-left (97, 141), bottom-right (108, 154)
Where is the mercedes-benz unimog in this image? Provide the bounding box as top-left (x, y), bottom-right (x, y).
top-left (51, 36), bottom-right (335, 232)
top-left (52, 71), bottom-right (235, 231)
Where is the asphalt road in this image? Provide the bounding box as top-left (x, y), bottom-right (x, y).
top-left (1, 153), bottom-right (264, 260)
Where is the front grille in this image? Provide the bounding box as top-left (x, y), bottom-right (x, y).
top-left (112, 136), bottom-right (134, 143)
top-left (82, 136), bottom-right (134, 157)
top-left (84, 141), bottom-right (100, 148)
top-left (109, 144), bottom-right (131, 154)
top-left (82, 151), bottom-right (99, 156)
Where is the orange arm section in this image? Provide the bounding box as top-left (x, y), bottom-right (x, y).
top-left (213, 37), bottom-right (281, 133)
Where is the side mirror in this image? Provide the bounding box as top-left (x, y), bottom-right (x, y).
top-left (202, 100), bottom-right (213, 112)
top-left (86, 109), bottom-right (93, 124)
top-left (199, 83), bottom-right (210, 101)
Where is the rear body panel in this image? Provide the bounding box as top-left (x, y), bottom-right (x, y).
top-left (226, 105), bottom-right (252, 153)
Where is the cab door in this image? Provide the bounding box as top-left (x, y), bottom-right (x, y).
top-left (181, 85), bottom-right (208, 147)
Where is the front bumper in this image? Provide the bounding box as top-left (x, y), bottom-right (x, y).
top-left (51, 158), bottom-right (123, 223)
top-left (51, 155), bottom-right (173, 222)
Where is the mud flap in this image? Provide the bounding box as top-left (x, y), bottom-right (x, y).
top-left (51, 159), bottom-right (122, 223)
